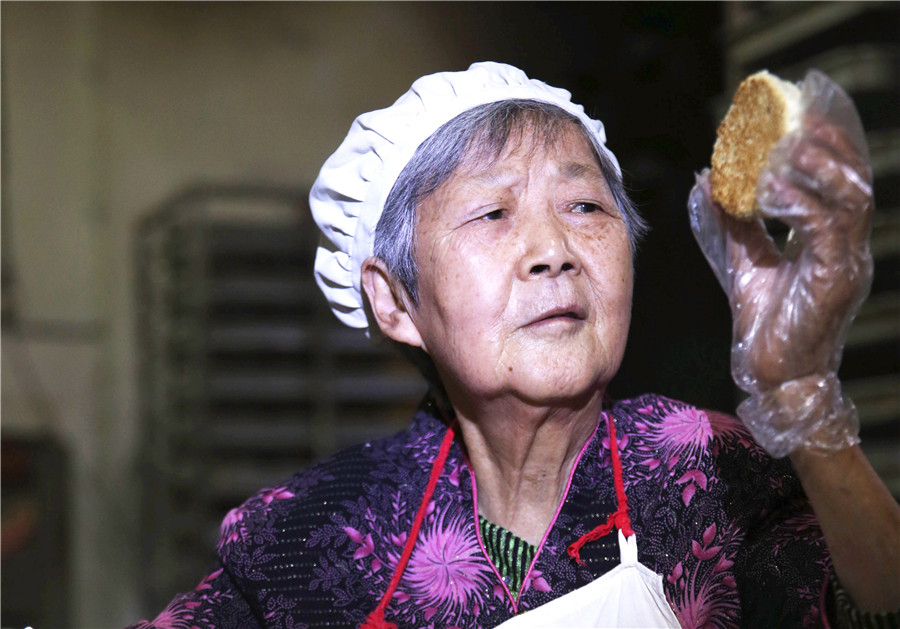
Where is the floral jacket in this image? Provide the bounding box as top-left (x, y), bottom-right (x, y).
top-left (130, 394), bottom-right (831, 629)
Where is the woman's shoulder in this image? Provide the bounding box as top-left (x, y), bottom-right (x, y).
top-left (609, 392), bottom-right (768, 459)
top-left (215, 402), bottom-right (449, 563)
top-left (606, 392), bottom-right (799, 504)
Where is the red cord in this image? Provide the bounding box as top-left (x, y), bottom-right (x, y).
top-left (361, 424), bottom-right (457, 629)
top-left (567, 414), bottom-right (633, 566)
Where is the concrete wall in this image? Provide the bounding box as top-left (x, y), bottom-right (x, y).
top-left (2, 4), bottom-right (470, 625)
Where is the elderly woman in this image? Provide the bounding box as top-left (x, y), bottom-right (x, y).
top-left (132, 63), bottom-right (899, 628)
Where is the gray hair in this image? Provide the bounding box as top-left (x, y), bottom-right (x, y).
top-left (371, 99), bottom-right (646, 401)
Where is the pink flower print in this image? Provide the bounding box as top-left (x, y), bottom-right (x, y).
top-left (714, 554), bottom-right (734, 573)
top-left (217, 485), bottom-right (294, 552)
top-left (194, 568), bottom-right (224, 591)
top-left (773, 512), bottom-right (823, 555)
top-left (702, 523), bottom-right (718, 546)
top-left (403, 511), bottom-right (492, 624)
top-left (218, 506), bottom-right (247, 550)
top-left (343, 526), bottom-right (375, 560)
top-left (667, 561), bottom-right (684, 589)
top-left (706, 409), bottom-right (760, 456)
top-left (355, 535), bottom-right (375, 560)
top-left (448, 461), bottom-right (462, 487)
top-left (784, 512), bottom-right (819, 533)
top-left (394, 590), bottom-right (411, 604)
top-left (691, 524), bottom-right (723, 561)
top-left (769, 472), bottom-right (786, 494)
top-left (601, 431), bottom-right (630, 453)
top-left (655, 406), bottom-right (714, 467)
top-left (132, 597), bottom-right (198, 629)
top-left (521, 568), bottom-right (551, 595)
top-left (261, 486), bottom-right (295, 504)
top-left (390, 530), bottom-right (408, 548)
top-left (706, 410), bottom-right (747, 440)
top-left (671, 574), bottom-right (739, 629)
top-left (675, 469), bottom-right (708, 506)
top-left (667, 522), bottom-right (740, 629)
top-left (803, 605), bottom-right (823, 629)
top-left (344, 526), bottom-right (364, 544)
top-left (222, 507), bottom-right (244, 529)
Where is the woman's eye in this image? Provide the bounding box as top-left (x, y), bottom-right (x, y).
top-left (482, 209), bottom-right (505, 221)
top-left (572, 202), bottom-right (602, 214)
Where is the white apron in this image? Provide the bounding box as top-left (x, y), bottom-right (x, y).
top-left (495, 529), bottom-right (681, 628)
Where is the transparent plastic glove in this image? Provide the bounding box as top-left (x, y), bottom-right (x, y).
top-left (688, 70), bottom-right (874, 457)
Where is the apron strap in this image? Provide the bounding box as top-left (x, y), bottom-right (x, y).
top-left (567, 413), bottom-right (633, 566)
top-left (361, 423), bottom-right (457, 629)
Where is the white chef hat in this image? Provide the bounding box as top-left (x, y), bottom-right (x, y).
top-left (309, 61), bottom-right (620, 330)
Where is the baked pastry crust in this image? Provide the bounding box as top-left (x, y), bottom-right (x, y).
top-left (711, 71), bottom-right (801, 219)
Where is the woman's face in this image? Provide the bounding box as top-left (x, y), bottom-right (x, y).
top-left (406, 124), bottom-right (634, 408)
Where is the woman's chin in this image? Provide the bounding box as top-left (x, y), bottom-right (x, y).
top-left (504, 368), bottom-right (609, 410)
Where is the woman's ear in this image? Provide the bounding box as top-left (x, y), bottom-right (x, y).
top-left (361, 257), bottom-right (424, 348)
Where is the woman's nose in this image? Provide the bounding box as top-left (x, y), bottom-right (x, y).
top-left (516, 215), bottom-right (581, 280)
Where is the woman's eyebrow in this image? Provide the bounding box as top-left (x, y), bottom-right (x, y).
top-left (461, 169), bottom-right (520, 189)
top-left (559, 161), bottom-right (606, 182)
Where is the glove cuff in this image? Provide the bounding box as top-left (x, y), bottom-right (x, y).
top-left (737, 373), bottom-right (860, 458)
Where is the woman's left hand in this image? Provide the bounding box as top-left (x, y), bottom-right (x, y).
top-left (688, 70), bottom-right (874, 457)
top-left (691, 73), bottom-right (900, 614)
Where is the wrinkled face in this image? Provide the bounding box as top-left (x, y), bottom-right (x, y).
top-left (406, 124), bottom-right (634, 408)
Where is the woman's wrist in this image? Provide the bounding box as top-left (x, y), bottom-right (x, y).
top-left (738, 373), bottom-right (860, 458)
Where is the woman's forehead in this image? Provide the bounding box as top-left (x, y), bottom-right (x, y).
top-left (463, 118), bottom-right (590, 165)
top-left (452, 124), bottom-right (608, 188)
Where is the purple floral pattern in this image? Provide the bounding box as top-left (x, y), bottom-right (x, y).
top-left (403, 511), bottom-right (494, 622)
top-left (129, 395), bottom-right (831, 628)
top-left (130, 568), bottom-right (248, 629)
top-left (664, 522), bottom-right (741, 628)
top-left (610, 397), bottom-right (828, 627)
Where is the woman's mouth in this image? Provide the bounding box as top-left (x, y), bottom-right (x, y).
top-left (528, 305), bottom-right (587, 327)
